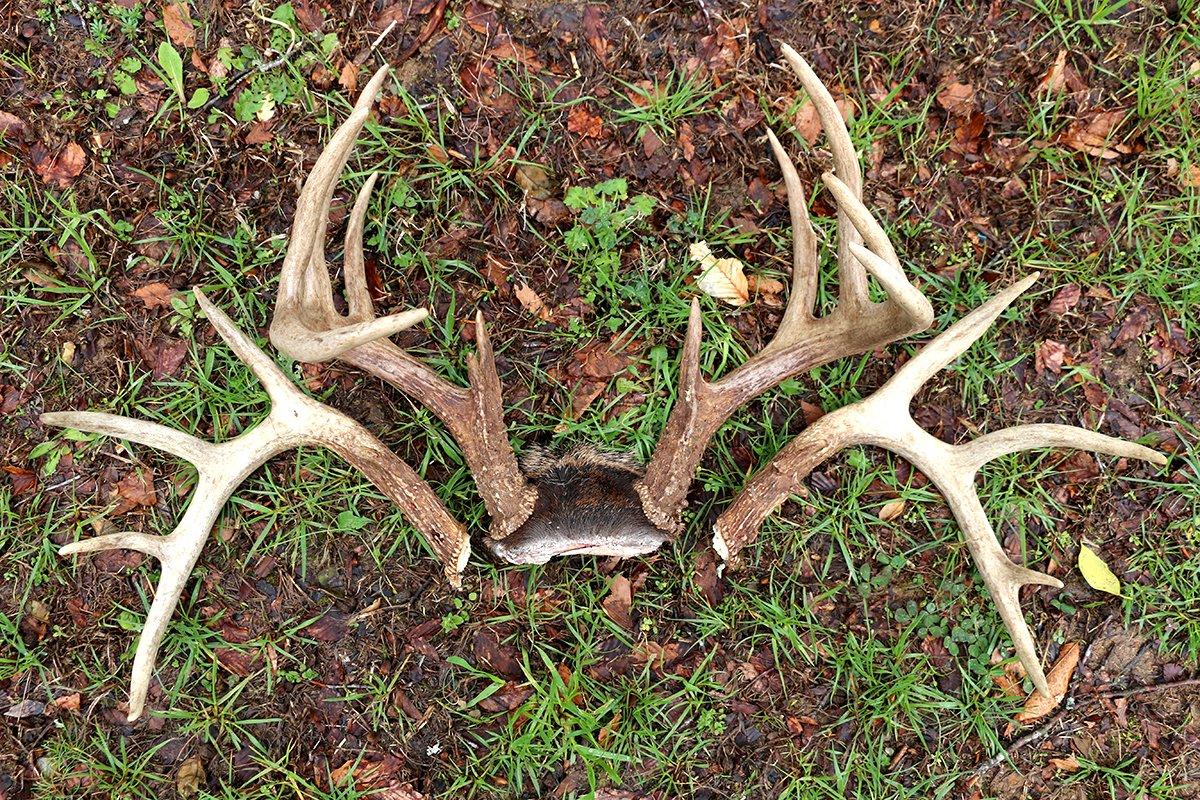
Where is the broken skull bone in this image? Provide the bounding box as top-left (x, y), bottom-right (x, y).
top-left (46, 44), bottom-right (1166, 720)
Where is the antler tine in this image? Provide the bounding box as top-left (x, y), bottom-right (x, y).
top-left (268, 67), bottom-right (537, 540)
top-left (636, 51), bottom-right (933, 534)
top-left (272, 66), bottom-right (429, 363)
top-left (779, 42), bottom-right (867, 310)
top-left (714, 275), bottom-right (1167, 697)
top-left (47, 292), bottom-right (469, 720)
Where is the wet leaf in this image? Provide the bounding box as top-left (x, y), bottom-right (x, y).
top-left (175, 755), bottom-right (205, 798)
top-left (1078, 544), bottom-right (1122, 596)
top-left (5, 699), bottom-right (46, 718)
top-left (602, 574), bottom-right (632, 630)
top-left (302, 610), bottom-right (350, 642)
top-left (1046, 284), bottom-right (1081, 315)
top-left (567, 105), bottom-right (604, 139)
top-left (115, 468), bottom-right (156, 511)
top-left (1037, 50), bottom-right (1069, 95)
top-left (515, 283), bottom-right (552, 321)
top-left (162, 1), bottom-right (196, 48)
top-left (1059, 109), bottom-right (1132, 159)
top-left (133, 282), bottom-right (176, 309)
top-left (690, 241), bottom-right (748, 306)
top-left (35, 142), bottom-right (86, 187)
top-left (937, 81), bottom-right (975, 115)
top-left (1016, 642), bottom-right (1080, 722)
top-left (1035, 340), bottom-right (1066, 375)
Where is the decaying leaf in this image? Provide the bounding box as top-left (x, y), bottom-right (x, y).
top-left (1078, 543), bottom-right (1122, 596)
top-left (691, 241), bottom-right (748, 306)
top-left (175, 755), bottom-right (205, 798)
top-left (937, 81), bottom-right (975, 115)
top-left (1016, 642), bottom-right (1080, 722)
top-left (602, 574), bottom-right (632, 630)
top-left (133, 282), bottom-right (176, 309)
top-left (1059, 109), bottom-right (1133, 159)
top-left (1049, 754), bottom-right (1081, 772)
top-left (877, 499), bottom-right (906, 521)
top-left (515, 283), bottom-right (552, 321)
top-left (162, 1), bottom-right (196, 48)
top-left (35, 142), bottom-right (86, 188)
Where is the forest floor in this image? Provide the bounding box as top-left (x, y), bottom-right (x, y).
top-left (2, 1), bottom-right (1199, 798)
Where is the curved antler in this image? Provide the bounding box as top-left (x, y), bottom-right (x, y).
top-left (47, 291), bottom-right (468, 721)
top-left (713, 274), bottom-right (1167, 696)
top-left (268, 66), bottom-right (537, 539)
top-left (636, 43), bottom-right (935, 533)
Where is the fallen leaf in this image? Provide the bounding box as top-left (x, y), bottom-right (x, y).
top-left (793, 100), bottom-right (822, 145)
top-left (1037, 50), bottom-right (1069, 95)
top-left (35, 142), bottom-right (86, 187)
top-left (937, 81), bottom-right (975, 115)
top-left (162, 1), bottom-right (196, 48)
top-left (4, 465), bottom-right (37, 495)
top-left (51, 693), bottom-right (81, 713)
top-left (133, 282), bottom-right (176, 309)
top-left (0, 111), bottom-right (26, 140)
top-left (175, 755), bottom-right (205, 798)
top-left (4, 699), bottom-right (46, 719)
top-left (1181, 164), bottom-right (1200, 189)
top-left (1059, 109), bottom-right (1132, 159)
top-left (602, 574), bottom-right (632, 630)
top-left (1049, 754), bottom-right (1081, 772)
top-left (245, 121), bottom-right (273, 145)
top-left (1035, 340), bottom-right (1067, 375)
top-left (302, 610), bottom-right (350, 642)
top-left (142, 336), bottom-right (189, 379)
top-left (514, 163), bottom-right (551, 199)
top-left (582, 5), bottom-right (609, 65)
top-left (1078, 544), bottom-right (1122, 596)
top-left (877, 499), bottom-right (906, 521)
top-left (690, 241), bottom-right (748, 306)
top-left (339, 60), bottom-right (359, 94)
top-left (60, 341), bottom-right (76, 365)
top-left (515, 283), bottom-right (552, 321)
top-left (115, 468), bottom-right (156, 511)
top-left (1016, 642), bottom-right (1080, 722)
top-left (1046, 284), bottom-right (1081, 315)
top-left (567, 105), bottom-right (604, 139)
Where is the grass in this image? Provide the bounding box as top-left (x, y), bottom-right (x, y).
top-left (2, 1), bottom-right (1199, 798)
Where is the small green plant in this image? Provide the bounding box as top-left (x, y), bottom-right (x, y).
top-left (562, 178), bottom-right (655, 317)
top-left (611, 71), bottom-right (716, 138)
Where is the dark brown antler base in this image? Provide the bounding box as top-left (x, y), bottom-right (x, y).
top-left (485, 445), bottom-right (667, 564)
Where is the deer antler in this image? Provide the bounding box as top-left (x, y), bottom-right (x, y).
top-left (45, 291), bottom-right (467, 721)
top-left (268, 66), bottom-right (537, 539)
top-left (713, 274), bottom-right (1167, 696)
top-left (636, 43), bottom-right (935, 533)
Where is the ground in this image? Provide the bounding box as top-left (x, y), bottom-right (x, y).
top-left (1, 0), bottom-right (1198, 798)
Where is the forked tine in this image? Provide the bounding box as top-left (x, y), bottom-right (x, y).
top-left (713, 275), bottom-right (1167, 696)
top-left (636, 47), bottom-right (934, 534)
top-left (47, 290), bottom-right (468, 720)
top-left (268, 64), bottom-right (537, 539)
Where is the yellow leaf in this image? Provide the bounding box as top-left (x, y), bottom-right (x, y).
top-left (690, 240), bottom-right (748, 306)
top-left (1078, 543), bottom-right (1122, 596)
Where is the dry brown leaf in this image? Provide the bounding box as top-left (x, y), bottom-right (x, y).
top-left (339, 61), bottom-right (359, 94)
top-left (1016, 641), bottom-right (1080, 722)
top-left (246, 120), bottom-right (273, 145)
top-left (1059, 109), bottom-right (1132, 159)
top-left (1037, 50), bottom-right (1069, 95)
top-left (794, 100), bottom-right (821, 145)
top-left (515, 283), bottom-right (552, 321)
top-left (567, 105), bottom-right (604, 139)
top-left (1036, 340), bottom-right (1067, 375)
top-left (602, 574), bottom-right (632, 630)
top-left (115, 468), bottom-right (157, 511)
top-left (35, 142), bottom-right (86, 188)
top-left (691, 241), bottom-right (748, 306)
top-left (514, 163), bottom-right (551, 199)
top-left (1049, 754), bottom-right (1081, 772)
top-left (51, 693), bottom-right (81, 713)
top-left (162, 1), bottom-right (196, 48)
top-left (877, 499), bottom-right (906, 521)
top-left (937, 81), bottom-right (975, 115)
top-left (1046, 284), bottom-right (1081, 315)
top-left (133, 282), bottom-right (176, 309)
top-left (175, 755), bottom-right (205, 798)
top-left (1181, 164), bottom-right (1200, 189)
